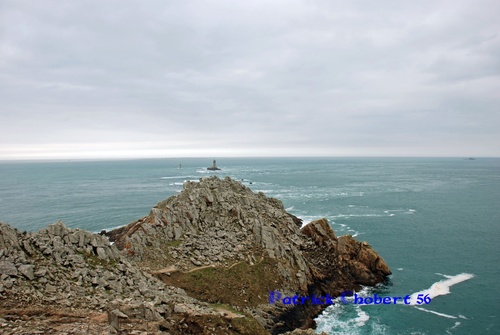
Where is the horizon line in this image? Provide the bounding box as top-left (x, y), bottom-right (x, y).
top-left (0, 155), bottom-right (497, 163)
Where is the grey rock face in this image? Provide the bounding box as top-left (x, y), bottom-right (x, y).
top-left (110, 176), bottom-right (310, 283)
top-left (17, 264), bottom-right (35, 280)
top-left (0, 223), bottom-right (21, 250)
top-left (0, 261), bottom-right (17, 276)
top-left (106, 176), bottom-right (391, 333)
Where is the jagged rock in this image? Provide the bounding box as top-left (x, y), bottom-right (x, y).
top-left (0, 223), bottom-right (21, 250)
top-left (0, 261), bottom-right (18, 276)
top-left (3, 278), bottom-right (14, 289)
top-left (17, 264), bottom-right (35, 280)
top-left (107, 176), bottom-right (391, 333)
top-left (45, 283), bottom-right (57, 293)
top-left (301, 218), bottom-right (336, 247)
top-left (108, 309), bottom-right (128, 333)
top-left (42, 221), bottom-right (67, 238)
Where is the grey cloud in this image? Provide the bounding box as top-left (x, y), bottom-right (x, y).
top-left (0, 0), bottom-right (499, 159)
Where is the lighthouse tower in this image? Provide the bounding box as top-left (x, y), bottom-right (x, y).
top-left (207, 160), bottom-right (221, 171)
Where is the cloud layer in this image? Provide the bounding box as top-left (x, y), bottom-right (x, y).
top-left (1, 0), bottom-right (499, 159)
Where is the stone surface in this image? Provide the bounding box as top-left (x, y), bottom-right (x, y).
top-left (0, 261), bottom-right (18, 276)
top-left (17, 264), bottom-right (34, 280)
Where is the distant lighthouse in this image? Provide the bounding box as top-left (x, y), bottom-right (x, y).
top-left (207, 160), bottom-right (221, 171)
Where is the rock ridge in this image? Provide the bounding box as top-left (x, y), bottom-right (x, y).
top-left (108, 176), bottom-right (391, 333)
top-left (1, 176), bottom-right (390, 334)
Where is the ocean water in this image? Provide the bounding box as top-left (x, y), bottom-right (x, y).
top-left (0, 157), bottom-right (498, 334)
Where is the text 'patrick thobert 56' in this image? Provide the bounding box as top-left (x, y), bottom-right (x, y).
top-left (269, 291), bottom-right (432, 306)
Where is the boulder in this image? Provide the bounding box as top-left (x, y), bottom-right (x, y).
top-left (18, 264), bottom-right (35, 280)
top-left (0, 261), bottom-right (17, 276)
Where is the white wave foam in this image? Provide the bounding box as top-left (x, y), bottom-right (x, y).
top-left (384, 209), bottom-right (416, 216)
top-left (446, 321), bottom-right (462, 334)
top-left (438, 273), bottom-right (456, 279)
top-left (295, 214), bottom-right (327, 229)
top-left (414, 306), bottom-right (457, 319)
top-left (407, 273), bottom-right (474, 305)
top-left (354, 310), bottom-right (370, 326)
top-left (315, 303), bottom-right (371, 334)
top-left (196, 169), bottom-right (215, 174)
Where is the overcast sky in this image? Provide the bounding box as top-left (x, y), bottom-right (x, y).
top-left (1, 0), bottom-right (499, 160)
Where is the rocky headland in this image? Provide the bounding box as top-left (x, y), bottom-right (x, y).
top-left (0, 176), bottom-right (390, 334)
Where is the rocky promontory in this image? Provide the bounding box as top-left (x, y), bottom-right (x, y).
top-left (0, 176), bottom-right (390, 334)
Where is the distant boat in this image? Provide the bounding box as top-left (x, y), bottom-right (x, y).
top-left (207, 160), bottom-right (221, 171)
top-left (466, 158), bottom-right (476, 160)
top-left (179, 164), bottom-right (182, 169)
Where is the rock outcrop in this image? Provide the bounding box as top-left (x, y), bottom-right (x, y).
top-left (0, 176), bottom-right (390, 334)
top-left (108, 176), bottom-right (391, 333)
top-left (0, 221), bottom-right (264, 334)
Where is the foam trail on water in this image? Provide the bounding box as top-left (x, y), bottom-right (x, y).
top-left (407, 273), bottom-right (474, 305)
top-left (414, 306), bottom-right (457, 319)
top-left (446, 321), bottom-right (462, 334)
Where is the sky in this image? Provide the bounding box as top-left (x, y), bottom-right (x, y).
top-left (1, 0), bottom-right (499, 160)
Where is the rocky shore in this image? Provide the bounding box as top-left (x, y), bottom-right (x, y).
top-left (0, 176), bottom-right (391, 334)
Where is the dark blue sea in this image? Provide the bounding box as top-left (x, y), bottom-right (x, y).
top-left (0, 157), bottom-right (498, 334)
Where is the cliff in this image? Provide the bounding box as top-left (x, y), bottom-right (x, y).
top-left (108, 176), bottom-right (391, 333)
top-left (0, 176), bottom-right (390, 334)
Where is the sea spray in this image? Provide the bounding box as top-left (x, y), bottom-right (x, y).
top-left (406, 273), bottom-right (475, 306)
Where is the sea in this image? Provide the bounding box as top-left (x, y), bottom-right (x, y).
top-left (0, 157), bottom-right (498, 334)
